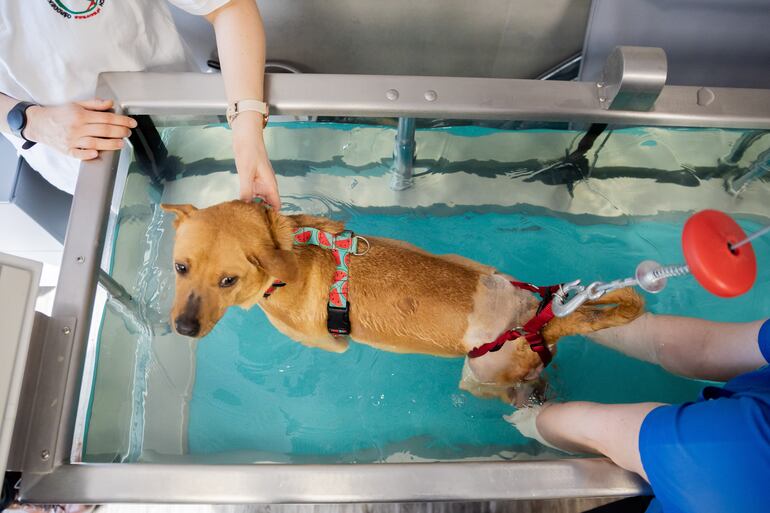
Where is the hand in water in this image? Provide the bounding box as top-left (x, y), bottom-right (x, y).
top-left (231, 111), bottom-right (281, 210)
top-left (504, 404), bottom-right (564, 451)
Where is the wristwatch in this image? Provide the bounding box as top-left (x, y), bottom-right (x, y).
top-left (7, 101), bottom-right (38, 150)
top-left (226, 100), bottom-right (269, 128)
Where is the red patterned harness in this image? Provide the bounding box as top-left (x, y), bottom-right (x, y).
top-left (263, 227), bottom-right (367, 337)
top-left (467, 281), bottom-right (562, 366)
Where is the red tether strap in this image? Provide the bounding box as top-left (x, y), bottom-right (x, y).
top-left (467, 281), bottom-right (562, 366)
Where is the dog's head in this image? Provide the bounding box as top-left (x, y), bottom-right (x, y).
top-left (161, 201), bottom-right (298, 338)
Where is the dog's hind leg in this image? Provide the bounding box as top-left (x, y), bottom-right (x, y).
top-left (460, 337), bottom-right (544, 403)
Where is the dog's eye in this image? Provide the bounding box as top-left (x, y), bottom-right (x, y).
top-left (175, 262), bottom-right (188, 275)
top-left (219, 276), bottom-right (238, 288)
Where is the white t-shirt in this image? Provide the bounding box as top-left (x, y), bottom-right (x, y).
top-left (0, 0), bottom-right (229, 193)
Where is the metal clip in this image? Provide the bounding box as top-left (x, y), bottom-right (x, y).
top-left (552, 280), bottom-right (605, 318)
top-left (552, 280), bottom-right (582, 318)
top-left (552, 259), bottom-right (692, 318)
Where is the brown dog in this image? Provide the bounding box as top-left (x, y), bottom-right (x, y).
top-left (162, 200), bottom-right (644, 402)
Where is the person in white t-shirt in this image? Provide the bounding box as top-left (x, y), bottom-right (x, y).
top-left (0, 0), bottom-right (280, 209)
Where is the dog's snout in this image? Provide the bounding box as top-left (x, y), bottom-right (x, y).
top-left (175, 317), bottom-right (200, 337)
top-left (175, 293), bottom-right (202, 337)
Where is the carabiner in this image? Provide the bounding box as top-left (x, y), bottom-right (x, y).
top-left (552, 280), bottom-right (601, 318)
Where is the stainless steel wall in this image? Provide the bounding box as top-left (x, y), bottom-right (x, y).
top-left (171, 1), bottom-right (591, 78)
top-left (579, 0), bottom-right (770, 88)
top-left (260, 0), bottom-right (590, 77)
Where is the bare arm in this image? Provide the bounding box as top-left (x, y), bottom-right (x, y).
top-left (206, 0), bottom-right (280, 209)
top-left (590, 313), bottom-right (766, 382)
top-left (537, 401), bottom-right (663, 481)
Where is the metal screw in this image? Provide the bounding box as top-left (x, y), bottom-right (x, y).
top-left (40, 450), bottom-right (50, 461)
top-left (385, 89), bottom-right (399, 101)
top-left (424, 90), bottom-right (438, 102)
top-left (599, 97), bottom-right (606, 103)
top-left (62, 327), bottom-right (71, 335)
top-left (76, 256), bottom-right (85, 263)
top-left (597, 82), bottom-right (604, 89)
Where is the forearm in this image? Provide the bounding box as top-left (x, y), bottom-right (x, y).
top-left (207, 0), bottom-right (267, 125)
top-left (537, 401), bottom-right (663, 480)
top-left (590, 313), bottom-right (766, 381)
top-left (0, 92), bottom-right (21, 133)
top-left (206, 0), bottom-right (280, 207)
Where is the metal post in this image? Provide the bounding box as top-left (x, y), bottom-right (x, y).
top-left (719, 131), bottom-right (767, 167)
top-left (390, 117), bottom-right (416, 191)
top-left (98, 270), bottom-right (133, 303)
top-left (729, 146), bottom-right (770, 195)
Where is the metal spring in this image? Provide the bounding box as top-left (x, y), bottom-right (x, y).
top-left (651, 264), bottom-right (690, 280)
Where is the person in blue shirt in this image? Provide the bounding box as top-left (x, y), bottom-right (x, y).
top-left (507, 313), bottom-right (770, 513)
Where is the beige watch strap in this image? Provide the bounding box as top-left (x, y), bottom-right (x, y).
top-left (226, 100), bottom-right (269, 127)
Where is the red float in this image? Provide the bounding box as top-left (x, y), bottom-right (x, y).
top-left (682, 210), bottom-right (756, 297)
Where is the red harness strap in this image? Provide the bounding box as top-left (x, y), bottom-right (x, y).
top-left (467, 281), bottom-right (562, 366)
top-left (263, 280), bottom-right (285, 298)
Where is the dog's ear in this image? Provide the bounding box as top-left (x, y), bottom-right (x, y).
top-left (248, 248), bottom-right (299, 283)
top-left (262, 205), bottom-right (296, 250)
top-left (161, 204), bottom-right (197, 228)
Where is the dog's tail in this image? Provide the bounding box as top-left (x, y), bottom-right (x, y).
top-left (542, 287), bottom-right (645, 345)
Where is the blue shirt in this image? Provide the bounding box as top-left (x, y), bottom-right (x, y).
top-left (639, 319), bottom-right (770, 513)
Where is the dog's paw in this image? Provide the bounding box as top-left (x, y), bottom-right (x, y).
top-left (507, 378), bottom-right (549, 408)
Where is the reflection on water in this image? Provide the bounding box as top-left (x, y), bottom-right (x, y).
top-left (80, 120), bottom-right (770, 464)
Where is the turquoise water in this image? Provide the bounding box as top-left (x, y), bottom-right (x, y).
top-left (189, 211), bottom-right (769, 462)
top-left (81, 120), bottom-right (770, 463)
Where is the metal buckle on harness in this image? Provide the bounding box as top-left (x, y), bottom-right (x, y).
top-left (327, 304), bottom-right (352, 336)
top-left (353, 236), bottom-right (371, 256)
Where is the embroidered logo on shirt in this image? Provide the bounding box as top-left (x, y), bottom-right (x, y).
top-left (47, 0), bottom-right (105, 20)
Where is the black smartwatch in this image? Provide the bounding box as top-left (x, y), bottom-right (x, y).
top-left (7, 101), bottom-right (38, 150)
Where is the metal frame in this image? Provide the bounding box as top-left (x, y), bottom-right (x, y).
top-left (17, 57), bottom-right (770, 503)
top-left (598, 46), bottom-right (667, 111)
top-left (23, 460), bottom-right (646, 504)
top-left (103, 70), bottom-right (770, 128)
